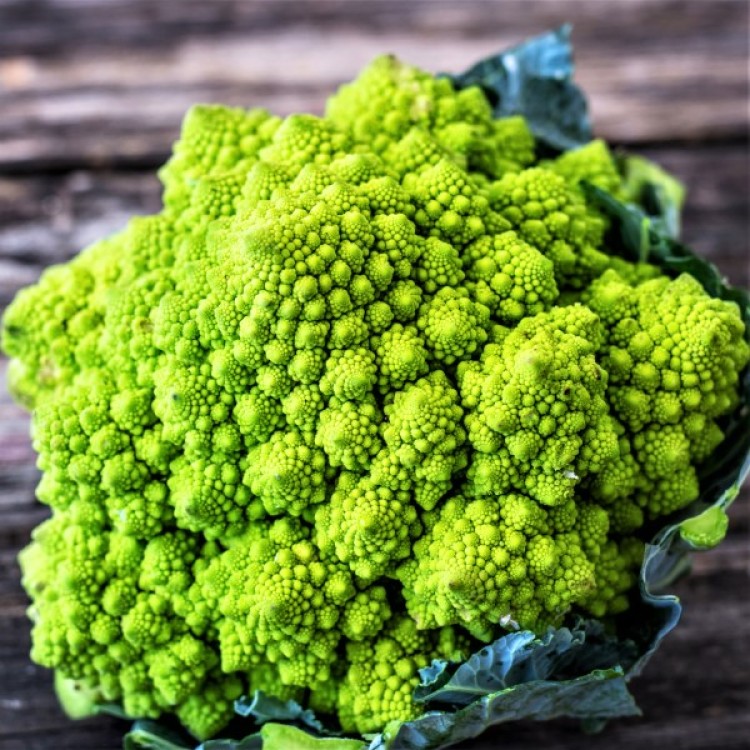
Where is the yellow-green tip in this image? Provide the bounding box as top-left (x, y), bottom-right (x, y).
top-left (54, 672), bottom-right (103, 720)
top-left (679, 505), bottom-right (730, 550)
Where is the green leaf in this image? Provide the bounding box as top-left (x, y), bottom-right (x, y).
top-left (413, 659), bottom-right (452, 697)
top-left (417, 620), bottom-right (638, 705)
top-left (414, 628), bottom-right (600, 705)
top-left (448, 25), bottom-right (592, 152)
top-left (414, 631), bottom-right (536, 704)
top-left (381, 669), bottom-right (639, 750)
top-left (234, 691), bottom-right (327, 733)
top-left (259, 724), bottom-right (365, 750)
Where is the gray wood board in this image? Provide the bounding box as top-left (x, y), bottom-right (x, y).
top-left (0, 0), bottom-right (748, 170)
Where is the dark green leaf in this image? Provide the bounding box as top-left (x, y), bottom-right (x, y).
top-left (414, 622), bottom-right (637, 708)
top-left (448, 25), bottom-right (592, 152)
top-left (414, 632), bottom-right (537, 704)
top-left (414, 659), bottom-right (452, 697)
top-left (384, 669), bottom-right (639, 750)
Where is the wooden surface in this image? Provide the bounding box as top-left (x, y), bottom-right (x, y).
top-left (0, 1), bottom-right (748, 749)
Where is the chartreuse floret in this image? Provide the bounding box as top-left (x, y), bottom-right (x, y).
top-left (372, 371), bottom-right (467, 510)
top-left (316, 398), bottom-right (382, 471)
top-left (205, 518), bottom-right (356, 691)
top-left (413, 236), bottom-right (464, 293)
top-left (398, 494), bottom-right (601, 639)
top-left (327, 55), bottom-right (535, 179)
top-left (159, 104), bottom-right (280, 210)
top-left (245, 430), bottom-right (329, 516)
top-left (488, 166), bottom-right (609, 287)
top-left (463, 230), bottom-right (558, 321)
top-left (3, 50), bottom-right (748, 743)
top-left (337, 616), bottom-right (468, 734)
top-left (580, 537), bottom-right (644, 618)
top-left (2, 239), bottom-right (118, 406)
top-left (405, 157), bottom-right (501, 244)
top-left (18, 505), bottom-right (234, 738)
top-left (372, 323), bottom-right (429, 391)
top-left (315, 474), bottom-right (420, 581)
top-left (584, 270), bottom-right (750, 519)
top-left (460, 305), bottom-right (618, 506)
top-left (417, 287), bottom-right (491, 364)
top-left (547, 139), bottom-right (623, 196)
top-left (340, 586), bottom-right (392, 640)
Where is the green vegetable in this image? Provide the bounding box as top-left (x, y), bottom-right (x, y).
top-left (3, 26), bottom-right (748, 750)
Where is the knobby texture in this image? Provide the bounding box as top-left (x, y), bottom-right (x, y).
top-left (0, 2), bottom-right (748, 749)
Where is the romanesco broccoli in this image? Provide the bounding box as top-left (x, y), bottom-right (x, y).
top-left (3, 54), bottom-right (748, 741)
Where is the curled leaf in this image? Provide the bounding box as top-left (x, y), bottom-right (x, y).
top-left (234, 691), bottom-right (327, 734)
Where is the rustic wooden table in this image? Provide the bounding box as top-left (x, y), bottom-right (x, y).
top-left (0, 2), bottom-right (748, 749)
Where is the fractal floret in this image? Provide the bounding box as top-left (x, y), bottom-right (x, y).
top-left (3, 52), bottom-right (748, 743)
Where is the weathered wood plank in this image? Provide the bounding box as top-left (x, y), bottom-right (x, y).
top-left (0, 0), bottom-right (747, 171)
top-left (0, 170), bottom-right (162, 268)
top-left (1, 0), bottom-right (747, 56)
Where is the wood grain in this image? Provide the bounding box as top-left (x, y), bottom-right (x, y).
top-left (0, 0), bottom-right (748, 171)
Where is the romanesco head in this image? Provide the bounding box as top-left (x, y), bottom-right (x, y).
top-left (3, 51), bottom-right (747, 742)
